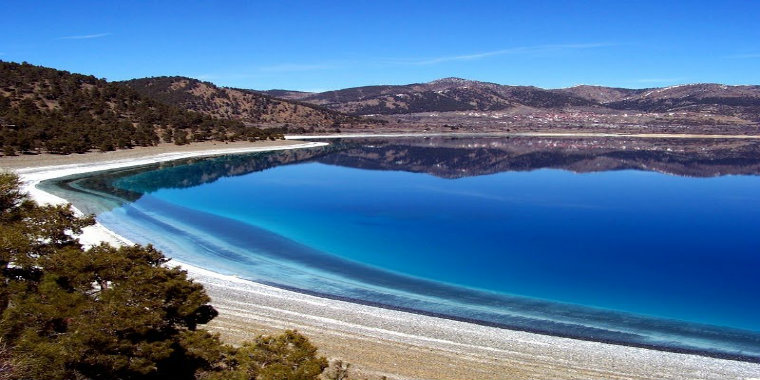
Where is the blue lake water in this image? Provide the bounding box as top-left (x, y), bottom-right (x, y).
top-left (44, 137), bottom-right (760, 361)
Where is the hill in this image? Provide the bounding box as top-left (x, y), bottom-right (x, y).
top-left (601, 84), bottom-right (760, 120)
top-left (0, 61), bottom-right (281, 155)
top-left (261, 79), bottom-right (760, 131)
top-left (121, 76), bottom-right (380, 130)
top-left (3, 60), bottom-right (758, 154)
top-left (553, 85), bottom-right (648, 103)
top-left (262, 77), bottom-right (594, 115)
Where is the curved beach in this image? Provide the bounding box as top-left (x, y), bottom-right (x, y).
top-left (4, 139), bottom-right (759, 380)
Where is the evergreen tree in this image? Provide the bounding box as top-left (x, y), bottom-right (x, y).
top-left (0, 173), bottom-right (327, 380)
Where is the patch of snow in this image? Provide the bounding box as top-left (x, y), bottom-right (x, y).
top-left (643, 83), bottom-right (696, 98)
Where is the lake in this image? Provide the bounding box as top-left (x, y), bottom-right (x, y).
top-left (42, 136), bottom-right (760, 361)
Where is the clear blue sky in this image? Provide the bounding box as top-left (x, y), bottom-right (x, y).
top-left (2, 0), bottom-right (759, 91)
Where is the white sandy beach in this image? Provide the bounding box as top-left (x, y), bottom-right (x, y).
top-left (4, 140), bottom-right (759, 380)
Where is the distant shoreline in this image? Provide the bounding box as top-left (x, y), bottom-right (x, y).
top-left (4, 139), bottom-right (759, 380)
top-left (2, 131), bottom-right (759, 171)
top-left (285, 131), bottom-right (760, 140)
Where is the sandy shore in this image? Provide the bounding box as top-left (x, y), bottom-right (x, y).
top-left (0, 140), bottom-right (311, 170)
top-left (3, 140), bottom-right (759, 380)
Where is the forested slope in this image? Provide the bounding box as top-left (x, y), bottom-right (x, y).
top-left (122, 76), bottom-right (379, 129)
top-left (0, 61), bottom-right (281, 155)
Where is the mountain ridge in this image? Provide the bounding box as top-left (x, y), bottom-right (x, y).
top-left (2, 58), bottom-right (759, 159)
top-left (256, 78), bottom-right (760, 129)
top-left (115, 72), bottom-right (760, 125)
top-left (121, 76), bottom-right (383, 129)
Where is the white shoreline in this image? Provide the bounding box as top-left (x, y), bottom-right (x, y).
top-left (285, 132), bottom-right (760, 140)
top-left (13, 141), bottom-right (329, 248)
top-left (8, 141), bottom-right (760, 380)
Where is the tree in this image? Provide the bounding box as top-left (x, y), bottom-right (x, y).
top-left (174, 129), bottom-right (189, 145)
top-left (324, 359), bottom-right (351, 380)
top-left (0, 173), bottom-right (328, 380)
top-left (1, 146), bottom-right (15, 157)
top-left (201, 330), bottom-right (327, 380)
top-left (0, 176), bottom-right (219, 378)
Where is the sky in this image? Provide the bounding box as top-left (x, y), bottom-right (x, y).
top-left (2, 0), bottom-right (759, 91)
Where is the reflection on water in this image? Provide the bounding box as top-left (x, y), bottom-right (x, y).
top-left (41, 137), bottom-right (760, 362)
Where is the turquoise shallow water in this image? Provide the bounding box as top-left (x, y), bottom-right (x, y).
top-left (43, 138), bottom-right (760, 361)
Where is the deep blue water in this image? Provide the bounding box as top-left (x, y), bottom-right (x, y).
top-left (44, 138), bottom-right (760, 361)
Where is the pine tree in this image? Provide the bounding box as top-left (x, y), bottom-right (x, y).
top-left (0, 173), bottom-right (328, 380)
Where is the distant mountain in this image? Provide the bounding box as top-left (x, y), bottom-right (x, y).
top-left (553, 85), bottom-right (649, 103)
top-left (264, 78), bottom-right (594, 115)
top-left (554, 83), bottom-right (760, 123)
top-left (262, 89), bottom-right (314, 100)
top-left (122, 77), bottom-right (379, 129)
top-left (260, 77), bottom-right (595, 115)
top-left (603, 84), bottom-right (760, 119)
top-left (0, 61), bottom-right (279, 155)
top-left (3, 59), bottom-right (759, 159)
top-left (260, 79), bottom-right (760, 124)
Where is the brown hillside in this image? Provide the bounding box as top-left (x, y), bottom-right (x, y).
top-left (123, 77), bottom-right (381, 129)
